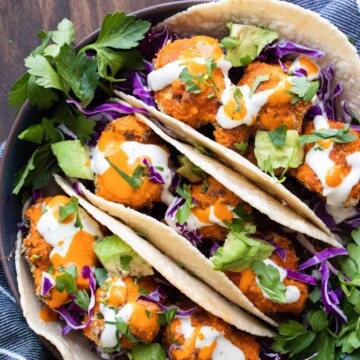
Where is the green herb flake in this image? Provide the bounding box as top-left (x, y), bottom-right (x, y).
top-left (249, 75), bottom-right (269, 98)
top-left (58, 196), bottom-right (83, 229)
top-left (175, 185), bottom-right (194, 225)
top-left (268, 125), bottom-right (288, 147)
top-left (106, 157), bottom-right (143, 189)
top-left (290, 77), bottom-right (320, 102)
top-left (55, 273), bottom-right (77, 293)
top-left (58, 264), bottom-right (78, 279)
top-left (74, 289), bottom-right (90, 311)
top-left (233, 87), bottom-right (243, 113)
top-left (200, 178), bottom-right (209, 194)
top-left (233, 141), bottom-right (248, 152)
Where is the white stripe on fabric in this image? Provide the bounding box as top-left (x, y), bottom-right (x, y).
top-left (0, 285), bottom-right (16, 304)
top-left (0, 349), bottom-right (26, 360)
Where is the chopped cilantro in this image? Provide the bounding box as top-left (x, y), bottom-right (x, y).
top-left (55, 273), bottom-right (77, 293)
top-left (58, 196), bottom-right (83, 229)
top-left (157, 308), bottom-right (177, 326)
top-left (175, 184), bottom-right (194, 225)
top-left (200, 178), bottom-right (209, 194)
top-left (58, 264), bottom-right (78, 279)
top-left (233, 87), bottom-right (243, 113)
top-left (233, 141), bottom-right (248, 152)
top-left (268, 125), bottom-right (288, 147)
top-left (145, 310), bottom-right (153, 318)
top-left (74, 289), bottom-right (90, 311)
top-left (290, 77), bottom-right (319, 104)
top-left (249, 75), bottom-right (269, 98)
top-left (232, 203), bottom-right (254, 222)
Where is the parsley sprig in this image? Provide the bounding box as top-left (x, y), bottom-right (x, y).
top-left (289, 77), bottom-right (320, 104)
top-left (249, 75), bottom-right (270, 98)
top-left (299, 124), bottom-right (356, 146)
top-left (58, 196), bottom-right (83, 229)
top-left (175, 184), bottom-right (195, 225)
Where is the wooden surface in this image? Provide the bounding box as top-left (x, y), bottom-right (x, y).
top-left (0, 0), bottom-right (184, 144)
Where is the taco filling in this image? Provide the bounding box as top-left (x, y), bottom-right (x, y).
top-left (21, 194), bottom-right (262, 359)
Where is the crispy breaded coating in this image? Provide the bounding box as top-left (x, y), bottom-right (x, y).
top-left (291, 120), bottom-right (360, 207)
top-left (163, 303), bottom-right (260, 360)
top-left (190, 177), bottom-right (251, 241)
top-left (94, 115), bottom-right (170, 209)
top-left (153, 36), bottom-right (225, 128)
top-left (238, 61), bottom-right (312, 133)
top-left (228, 234), bottom-right (309, 314)
top-left (213, 125), bottom-right (250, 154)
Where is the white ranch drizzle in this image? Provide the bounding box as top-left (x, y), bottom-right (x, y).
top-left (174, 315), bottom-right (245, 359)
top-left (37, 204), bottom-right (103, 259)
top-left (289, 56), bottom-right (320, 81)
top-left (305, 115), bottom-right (360, 207)
top-left (256, 259), bottom-right (300, 304)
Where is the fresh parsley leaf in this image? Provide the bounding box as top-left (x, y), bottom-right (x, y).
top-left (139, 287), bottom-right (149, 295)
top-left (249, 75), bottom-right (269, 98)
top-left (145, 309), bottom-right (152, 318)
top-left (55, 273), bottom-right (77, 293)
top-left (268, 125), bottom-right (288, 147)
top-left (252, 260), bottom-right (287, 303)
top-left (120, 255), bottom-right (132, 271)
top-left (27, 75), bottom-right (59, 109)
top-left (94, 268), bottom-right (108, 287)
top-left (58, 264), bottom-right (78, 279)
top-left (299, 124), bottom-right (356, 145)
top-left (175, 184), bottom-right (194, 225)
top-left (81, 12), bottom-right (150, 82)
top-left (157, 308), bottom-right (177, 326)
top-left (43, 18), bottom-right (75, 58)
top-left (232, 204), bottom-right (253, 222)
top-left (47, 263), bottom-right (54, 275)
top-left (13, 145), bottom-right (54, 195)
top-left (352, 227), bottom-right (360, 246)
top-left (18, 117), bottom-right (63, 145)
top-left (74, 289), bottom-right (90, 311)
top-left (233, 141), bottom-right (248, 152)
top-left (58, 196), bottom-right (83, 229)
top-left (233, 87), bottom-right (243, 113)
top-left (179, 67), bottom-right (202, 94)
top-left (56, 44), bottom-right (99, 107)
top-left (8, 72), bottom-right (31, 109)
top-left (25, 54), bottom-right (66, 91)
top-left (309, 287), bottom-right (322, 303)
top-left (105, 157), bottom-right (143, 189)
top-left (114, 317), bottom-right (137, 342)
top-left (307, 308), bottom-right (328, 333)
top-left (290, 77), bottom-right (319, 103)
top-left (220, 37), bottom-right (240, 49)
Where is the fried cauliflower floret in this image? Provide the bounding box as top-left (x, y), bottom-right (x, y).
top-left (153, 36), bottom-right (225, 128)
top-left (227, 234), bottom-right (309, 314)
top-left (94, 115), bottom-right (170, 209)
top-left (291, 120), bottom-right (360, 207)
top-left (213, 125), bottom-right (250, 154)
top-left (238, 61), bottom-right (312, 133)
top-left (84, 276), bottom-right (161, 349)
top-left (190, 177), bottom-right (251, 241)
top-left (163, 302), bottom-right (260, 360)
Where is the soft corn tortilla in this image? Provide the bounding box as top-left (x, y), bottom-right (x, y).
top-left (54, 177), bottom-right (275, 337)
top-left (55, 112), bottom-right (340, 326)
top-left (116, 0), bottom-right (360, 236)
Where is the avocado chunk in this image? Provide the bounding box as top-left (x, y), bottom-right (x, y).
top-left (93, 235), bottom-right (154, 277)
top-left (132, 343), bottom-right (166, 360)
top-left (210, 231), bottom-right (274, 272)
top-left (224, 23), bottom-right (278, 67)
top-left (254, 130), bottom-right (304, 171)
top-left (176, 156), bottom-right (206, 183)
top-left (51, 140), bottom-right (94, 180)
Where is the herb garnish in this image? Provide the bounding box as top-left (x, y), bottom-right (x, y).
top-left (249, 75), bottom-right (270, 98)
top-left (175, 185), bottom-right (195, 225)
top-left (289, 77), bottom-right (320, 104)
top-left (299, 124), bottom-right (356, 145)
top-left (263, 157), bottom-right (287, 184)
top-left (268, 125), bottom-right (288, 147)
top-left (55, 273), bottom-right (77, 293)
top-left (58, 264), bottom-right (78, 279)
top-left (200, 179), bottom-right (209, 194)
top-left (233, 87), bottom-right (243, 113)
top-left (252, 260), bottom-right (287, 303)
top-left (58, 196), bottom-right (83, 229)
top-left (74, 289), bottom-right (90, 311)
top-left (94, 268), bottom-right (108, 287)
top-left (233, 141), bottom-right (248, 152)
top-left (106, 158), bottom-right (144, 189)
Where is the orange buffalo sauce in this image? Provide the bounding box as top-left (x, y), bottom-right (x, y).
top-left (39, 306), bottom-right (58, 323)
top-left (223, 94), bottom-right (249, 122)
top-left (129, 301), bottom-right (159, 332)
top-left (326, 165), bottom-right (344, 187)
top-left (192, 200), bottom-right (234, 225)
top-left (299, 56), bottom-right (318, 78)
top-left (239, 268), bottom-right (256, 293)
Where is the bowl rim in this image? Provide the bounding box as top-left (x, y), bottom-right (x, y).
top-left (0, 1), bottom-right (208, 358)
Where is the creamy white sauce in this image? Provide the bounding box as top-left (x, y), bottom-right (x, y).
top-left (91, 141), bottom-right (174, 206)
top-left (175, 316), bottom-right (245, 359)
top-left (256, 259), bottom-right (300, 304)
top-left (305, 116), bottom-right (360, 207)
top-left (216, 84), bottom-right (273, 129)
top-left (289, 56), bottom-right (320, 81)
top-left (325, 204), bottom-right (357, 224)
top-left (148, 60), bottom-right (185, 92)
top-left (164, 198), bottom-right (234, 233)
top-left (121, 141), bottom-right (173, 205)
top-left (37, 205), bottom-right (103, 259)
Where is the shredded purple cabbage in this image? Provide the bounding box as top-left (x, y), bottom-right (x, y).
top-left (341, 100), bottom-right (353, 124)
top-left (319, 262), bottom-right (347, 323)
top-left (17, 222), bottom-right (29, 234)
top-left (72, 181), bottom-right (83, 196)
top-left (54, 266), bottom-right (96, 334)
top-left (67, 99), bottom-right (149, 119)
top-left (166, 197), bottom-right (186, 218)
top-left (299, 248), bottom-right (348, 270)
top-left (176, 222), bottom-right (203, 247)
top-left (266, 239), bottom-right (286, 260)
top-left (41, 272), bottom-right (55, 297)
top-left (258, 40), bottom-right (325, 63)
top-left (286, 269), bottom-right (317, 285)
top-left (86, 122), bottom-right (107, 148)
top-left (328, 288), bottom-right (343, 305)
top-left (142, 158), bottom-right (165, 184)
top-left (293, 68), bottom-right (308, 77)
top-left (210, 242), bottom-right (220, 255)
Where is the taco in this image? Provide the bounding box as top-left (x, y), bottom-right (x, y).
top-left (116, 0), bottom-right (360, 237)
top-left (16, 189), bottom-right (272, 360)
top-left (52, 111), bottom-right (344, 327)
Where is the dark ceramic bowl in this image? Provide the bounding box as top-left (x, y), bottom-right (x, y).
top-left (0, 1), bottom-right (207, 358)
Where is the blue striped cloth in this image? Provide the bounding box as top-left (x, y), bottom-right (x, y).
top-left (1, 1), bottom-right (360, 359)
